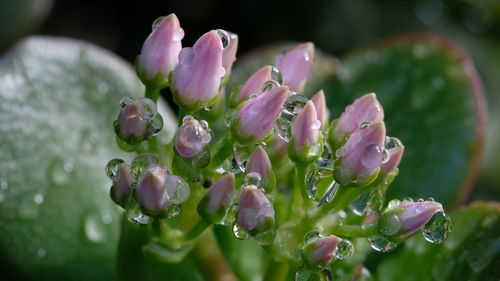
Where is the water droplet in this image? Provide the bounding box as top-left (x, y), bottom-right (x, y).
top-left (119, 96), bottom-right (134, 108)
top-left (381, 148), bottom-right (390, 164)
top-left (379, 213), bottom-right (401, 236)
top-left (368, 236), bottom-right (397, 252)
top-left (295, 267), bottom-right (321, 281)
top-left (224, 109), bottom-right (236, 127)
top-left (34, 193), bottom-right (44, 205)
top-left (192, 150), bottom-right (211, 168)
top-left (275, 115), bottom-right (293, 142)
top-left (335, 147), bottom-right (345, 158)
top-left (137, 98), bottom-right (156, 120)
top-left (244, 172), bottom-right (263, 188)
top-left (230, 155), bottom-right (245, 174)
top-left (217, 29), bottom-right (230, 48)
top-left (305, 167), bottom-right (318, 200)
top-left (402, 197), bottom-right (414, 204)
top-left (255, 229), bottom-right (275, 245)
top-left (232, 223), bottom-right (250, 240)
top-left (83, 211), bottom-right (106, 243)
top-left (321, 269), bottom-right (334, 281)
top-left (261, 80), bottom-right (280, 92)
top-left (350, 191), bottom-right (373, 216)
top-left (105, 159), bottom-right (124, 180)
top-left (220, 204), bottom-right (238, 226)
top-left (116, 135), bottom-right (136, 152)
top-left (422, 211), bottom-right (451, 243)
top-left (427, 197), bottom-right (435, 202)
top-left (318, 182), bottom-right (339, 207)
top-left (152, 16), bottom-right (165, 30)
top-left (125, 196), bottom-right (151, 225)
top-left (130, 154), bottom-right (159, 180)
top-left (284, 93), bottom-right (309, 116)
top-left (37, 248), bottom-right (46, 258)
top-left (418, 198), bottom-right (424, 202)
top-left (165, 204), bottom-right (181, 218)
top-left (271, 65), bottom-right (283, 84)
top-left (203, 103), bottom-right (215, 112)
top-left (166, 176), bottom-right (190, 204)
top-left (387, 199), bottom-right (401, 209)
top-left (335, 239), bottom-right (354, 260)
top-left (304, 231), bottom-right (321, 243)
top-left (385, 137), bottom-right (403, 149)
top-left (146, 115), bottom-right (161, 135)
top-left (359, 121), bottom-right (371, 130)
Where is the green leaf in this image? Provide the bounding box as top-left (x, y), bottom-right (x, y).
top-left (321, 34), bottom-right (486, 208)
top-left (376, 201), bottom-right (500, 281)
top-left (0, 36), bottom-right (175, 280)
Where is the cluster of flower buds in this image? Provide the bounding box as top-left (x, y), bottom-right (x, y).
top-left (105, 13), bottom-right (451, 279)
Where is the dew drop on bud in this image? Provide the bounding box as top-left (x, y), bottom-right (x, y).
top-left (418, 198), bottom-right (424, 202)
top-left (303, 231), bottom-right (321, 243)
top-left (125, 196), bottom-right (151, 225)
top-left (183, 115), bottom-right (194, 123)
top-left (137, 98), bottom-right (156, 120)
top-left (165, 204), bottom-right (181, 218)
top-left (232, 223), bottom-right (250, 240)
top-left (295, 267), bottom-right (322, 281)
top-left (149, 114), bottom-right (163, 135)
top-left (130, 154), bottom-right (159, 180)
top-left (224, 110), bottom-right (236, 127)
top-left (217, 29), bottom-right (230, 48)
top-left (261, 80), bottom-right (280, 92)
top-left (402, 197), bottom-right (414, 204)
top-left (385, 137), bottom-right (403, 149)
top-left (119, 96), bottom-right (134, 108)
top-left (283, 93), bottom-right (309, 116)
top-left (381, 148), bottom-right (390, 164)
top-left (105, 159), bottom-right (124, 180)
top-left (244, 172), bottom-right (263, 188)
top-left (335, 147), bottom-right (345, 158)
top-left (255, 229), bottom-right (275, 245)
top-left (151, 16), bottom-right (165, 30)
top-left (368, 236), bottom-right (397, 252)
top-left (220, 204), bottom-right (238, 226)
top-left (422, 211), bottom-right (451, 243)
top-left (335, 239), bottom-right (354, 260)
top-left (167, 176), bottom-right (190, 204)
top-left (359, 121), bottom-right (371, 130)
top-left (275, 116), bottom-right (292, 142)
top-left (270, 65), bottom-right (283, 84)
top-left (387, 199), bottom-right (401, 209)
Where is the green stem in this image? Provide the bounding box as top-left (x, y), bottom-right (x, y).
top-left (145, 85), bottom-right (160, 102)
top-left (192, 230), bottom-right (238, 281)
top-left (263, 260), bottom-right (290, 281)
top-left (324, 223), bottom-right (378, 238)
top-left (177, 106), bottom-right (191, 126)
top-left (207, 131), bottom-right (234, 171)
top-left (182, 220), bottom-right (210, 242)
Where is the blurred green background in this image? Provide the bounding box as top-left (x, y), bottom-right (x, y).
top-left (1, 0), bottom-right (500, 280)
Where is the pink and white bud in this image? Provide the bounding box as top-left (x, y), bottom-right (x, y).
top-left (172, 30), bottom-right (226, 111)
top-left (175, 117), bottom-right (211, 158)
top-left (334, 122), bottom-right (386, 186)
top-left (237, 185), bottom-right (275, 235)
top-left (230, 65), bottom-right (273, 108)
top-left (137, 14), bottom-right (184, 87)
top-left (231, 86), bottom-right (289, 145)
top-left (222, 31), bottom-right (238, 76)
top-left (274, 42), bottom-right (315, 92)
top-left (135, 165), bottom-right (189, 217)
top-left (331, 93), bottom-right (384, 149)
top-left (110, 162), bottom-right (134, 207)
top-left (301, 235), bottom-right (342, 270)
top-left (289, 101), bottom-right (322, 163)
top-left (198, 173), bottom-right (236, 223)
top-left (116, 98), bottom-right (158, 144)
top-left (310, 90), bottom-right (329, 130)
top-left (246, 146), bottom-right (273, 188)
top-left (380, 142), bottom-right (405, 176)
top-left (398, 201), bottom-right (444, 238)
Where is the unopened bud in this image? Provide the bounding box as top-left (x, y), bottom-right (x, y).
top-left (274, 42), bottom-right (315, 92)
top-left (110, 162), bottom-right (134, 208)
top-left (197, 173), bottom-right (236, 223)
top-left (289, 101), bottom-right (323, 163)
top-left (175, 116), bottom-right (211, 159)
top-left (229, 65), bottom-right (273, 108)
top-left (236, 185), bottom-right (275, 236)
top-left (301, 235), bottom-right (342, 271)
top-left (115, 98), bottom-right (161, 145)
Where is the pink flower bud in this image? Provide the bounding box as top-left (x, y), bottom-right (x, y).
top-left (301, 235), bottom-right (342, 270)
top-left (334, 122), bottom-right (386, 186)
top-left (237, 185), bottom-right (275, 235)
top-left (110, 162), bottom-right (134, 207)
top-left (231, 86), bottom-right (289, 145)
top-left (222, 31), bottom-right (238, 75)
top-left (289, 101), bottom-right (322, 163)
top-left (172, 30), bottom-right (226, 111)
top-left (380, 142), bottom-right (405, 176)
top-left (116, 98), bottom-right (158, 144)
top-left (246, 146), bottom-right (273, 188)
top-left (398, 201), bottom-right (443, 237)
top-left (198, 173), bottom-right (236, 223)
top-left (230, 65), bottom-right (273, 107)
top-left (310, 90), bottom-right (329, 130)
top-left (332, 93), bottom-right (384, 148)
top-left (274, 42), bottom-right (315, 92)
top-left (175, 117), bottom-right (211, 158)
top-left (137, 14), bottom-right (184, 87)
top-left (135, 165), bottom-right (189, 217)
